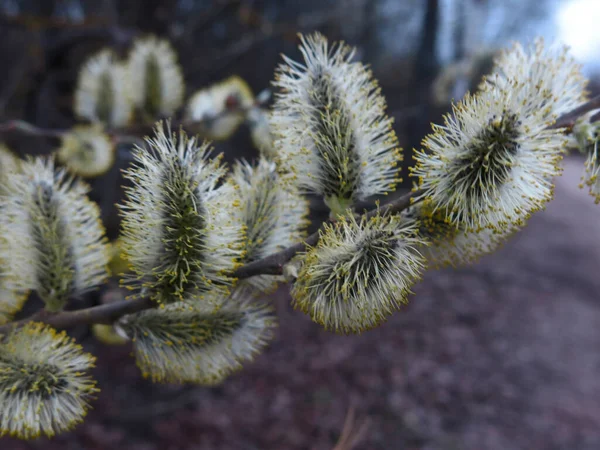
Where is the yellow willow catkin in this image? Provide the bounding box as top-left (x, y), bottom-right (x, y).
top-left (0, 322), bottom-right (99, 439)
top-left (0, 158), bottom-right (109, 312)
top-left (185, 76), bottom-right (254, 141)
top-left (411, 39), bottom-right (586, 233)
top-left (119, 122), bottom-right (245, 306)
top-left (57, 124), bottom-right (115, 178)
top-left (74, 49), bottom-right (133, 127)
top-left (117, 295), bottom-right (276, 385)
top-left (228, 157), bottom-right (309, 294)
top-left (271, 32), bottom-right (402, 217)
top-left (127, 35), bottom-right (185, 119)
top-left (292, 213), bottom-right (426, 334)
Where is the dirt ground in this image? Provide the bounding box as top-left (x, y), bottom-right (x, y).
top-left (5, 156), bottom-right (600, 450)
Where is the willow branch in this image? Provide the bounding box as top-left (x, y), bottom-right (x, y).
top-left (550, 93), bottom-right (600, 130)
top-left (0, 120), bottom-right (66, 139)
top-left (2, 93), bottom-right (599, 333)
top-left (0, 297), bottom-right (153, 334)
top-left (0, 191), bottom-right (418, 333)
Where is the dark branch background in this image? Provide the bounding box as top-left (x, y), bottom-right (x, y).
top-left (1, 1), bottom-right (600, 449)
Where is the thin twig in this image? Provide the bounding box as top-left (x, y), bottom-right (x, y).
top-left (0, 91), bottom-right (271, 149)
top-left (550, 93), bottom-right (600, 130)
top-left (332, 405), bottom-right (371, 450)
top-left (0, 119), bottom-right (66, 138)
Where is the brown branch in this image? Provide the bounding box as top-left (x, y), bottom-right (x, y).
top-left (550, 93), bottom-right (600, 130)
top-left (0, 119), bottom-right (66, 139)
top-left (234, 232), bottom-right (320, 278)
top-left (0, 297), bottom-right (153, 335)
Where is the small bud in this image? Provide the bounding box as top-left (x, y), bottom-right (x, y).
top-left (185, 76), bottom-right (255, 140)
top-left (56, 124), bottom-right (115, 178)
top-left (92, 323), bottom-right (129, 346)
top-left (107, 237), bottom-right (130, 276)
top-left (0, 322), bottom-right (99, 439)
top-left (282, 257), bottom-right (302, 282)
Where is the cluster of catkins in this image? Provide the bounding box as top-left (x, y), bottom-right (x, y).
top-left (15, 34), bottom-right (271, 181)
top-left (0, 31), bottom-right (593, 439)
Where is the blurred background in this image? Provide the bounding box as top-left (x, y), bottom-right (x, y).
top-left (1, 0), bottom-right (600, 449)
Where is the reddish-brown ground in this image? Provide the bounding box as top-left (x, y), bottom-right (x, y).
top-left (6, 156), bottom-right (600, 450)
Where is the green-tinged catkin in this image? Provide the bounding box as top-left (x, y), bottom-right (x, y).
top-left (118, 295), bottom-right (275, 384)
top-left (292, 213), bottom-right (426, 334)
top-left (0, 322), bottom-right (99, 439)
top-left (119, 122), bottom-right (246, 306)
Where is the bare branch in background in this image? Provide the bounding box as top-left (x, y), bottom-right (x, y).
top-left (332, 405), bottom-right (370, 450)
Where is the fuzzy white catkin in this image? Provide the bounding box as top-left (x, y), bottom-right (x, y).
top-left (228, 158), bottom-right (309, 294)
top-left (412, 85), bottom-right (564, 232)
top-left (127, 35), bottom-right (185, 118)
top-left (271, 32), bottom-right (402, 217)
top-left (74, 49), bottom-right (133, 128)
top-left (117, 295), bottom-right (276, 384)
top-left (0, 322), bottom-right (98, 439)
top-left (292, 213), bottom-right (426, 334)
top-left (412, 39), bottom-right (586, 233)
top-left (0, 158), bottom-right (109, 312)
top-left (119, 122), bottom-right (246, 305)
